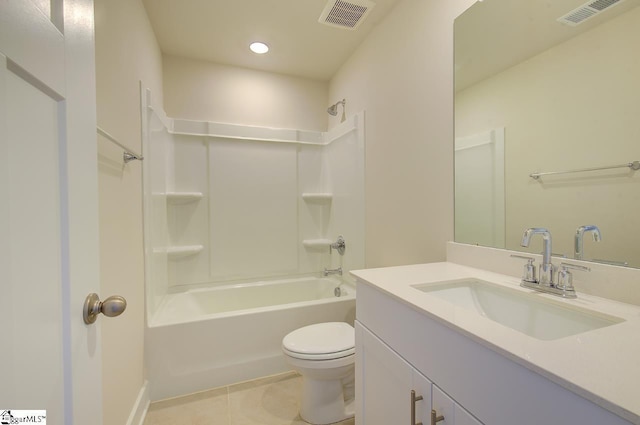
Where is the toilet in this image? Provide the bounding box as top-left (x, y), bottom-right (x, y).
top-left (282, 322), bottom-right (355, 425)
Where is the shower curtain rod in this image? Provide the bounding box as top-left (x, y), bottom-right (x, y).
top-left (97, 126), bottom-right (144, 163)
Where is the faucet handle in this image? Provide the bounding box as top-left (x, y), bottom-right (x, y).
top-left (557, 262), bottom-right (591, 293)
top-left (510, 255), bottom-right (537, 283)
top-left (330, 235), bottom-right (346, 256)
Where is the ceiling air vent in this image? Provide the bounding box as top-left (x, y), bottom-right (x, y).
top-left (557, 0), bottom-right (625, 26)
top-left (318, 0), bottom-right (376, 30)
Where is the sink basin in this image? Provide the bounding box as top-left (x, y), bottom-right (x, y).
top-left (412, 278), bottom-right (624, 340)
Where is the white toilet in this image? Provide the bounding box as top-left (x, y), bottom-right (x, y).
top-left (282, 322), bottom-right (355, 425)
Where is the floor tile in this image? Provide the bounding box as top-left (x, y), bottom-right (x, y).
top-left (142, 372), bottom-right (356, 425)
top-left (228, 373), bottom-right (304, 425)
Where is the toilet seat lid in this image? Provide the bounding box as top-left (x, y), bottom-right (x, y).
top-left (283, 322), bottom-right (354, 356)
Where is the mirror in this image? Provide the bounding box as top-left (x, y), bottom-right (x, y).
top-left (454, 0), bottom-right (640, 268)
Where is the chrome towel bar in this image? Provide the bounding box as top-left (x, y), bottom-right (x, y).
top-left (97, 126), bottom-right (144, 163)
top-left (530, 160), bottom-right (640, 180)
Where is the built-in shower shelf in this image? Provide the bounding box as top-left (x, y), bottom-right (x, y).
top-left (302, 239), bottom-right (333, 250)
top-left (166, 192), bottom-right (204, 204)
top-left (302, 193), bottom-right (333, 203)
top-left (154, 245), bottom-right (204, 259)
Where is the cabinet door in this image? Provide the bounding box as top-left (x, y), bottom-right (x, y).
top-left (356, 321), bottom-right (432, 425)
top-left (454, 405), bottom-right (484, 425)
top-left (432, 385), bottom-right (484, 425)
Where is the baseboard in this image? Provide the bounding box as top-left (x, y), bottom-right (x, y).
top-left (126, 380), bottom-right (150, 425)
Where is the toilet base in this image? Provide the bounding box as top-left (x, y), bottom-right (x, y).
top-left (298, 368), bottom-right (355, 425)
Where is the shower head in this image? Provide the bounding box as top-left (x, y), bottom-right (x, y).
top-left (327, 99), bottom-right (346, 122)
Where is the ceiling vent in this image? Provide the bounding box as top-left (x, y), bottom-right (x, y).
top-left (318, 0), bottom-right (376, 30)
top-left (557, 0), bottom-right (625, 26)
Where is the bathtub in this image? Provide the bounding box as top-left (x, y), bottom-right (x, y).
top-left (146, 276), bottom-right (356, 400)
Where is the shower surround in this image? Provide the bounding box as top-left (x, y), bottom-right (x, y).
top-left (141, 88), bottom-right (365, 400)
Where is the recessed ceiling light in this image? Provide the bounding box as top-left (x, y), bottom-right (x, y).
top-left (250, 42), bottom-right (269, 54)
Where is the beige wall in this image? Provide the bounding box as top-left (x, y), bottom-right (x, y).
top-left (161, 0), bottom-right (477, 269)
top-left (329, 0), bottom-right (476, 268)
top-left (456, 7), bottom-right (640, 267)
top-left (163, 55), bottom-right (329, 131)
top-left (94, 0), bottom-right (163, 423)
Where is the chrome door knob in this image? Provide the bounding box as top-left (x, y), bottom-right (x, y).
top-left (83, 293), bottom-right (127, 324)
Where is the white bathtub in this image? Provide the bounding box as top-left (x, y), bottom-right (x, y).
top-left (146, 276), bottom-right (356, 400)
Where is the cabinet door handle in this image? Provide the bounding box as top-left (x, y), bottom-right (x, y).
top-left (411, 390), bottom-right (424, 425)
top-left (431, 409), bottom-right (445, 425)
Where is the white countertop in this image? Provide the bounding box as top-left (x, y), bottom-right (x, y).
top-left (351, 262), bottom-right (640, 424)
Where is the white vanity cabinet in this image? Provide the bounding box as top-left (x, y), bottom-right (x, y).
top-left (432, 385), bottom-right (483, 425)
top-left (353, 273), bottom-right (635, 425)
top-left (356, 321), bottom-right (482, 425)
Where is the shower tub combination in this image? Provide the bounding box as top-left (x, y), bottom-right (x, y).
top-left (141, 93), bottom-right (365, 401)
top-left (146, 276), bottom-right (356, 400)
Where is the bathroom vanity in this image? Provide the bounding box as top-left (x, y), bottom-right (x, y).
top-left (352, 262), bottom-right (640, 425)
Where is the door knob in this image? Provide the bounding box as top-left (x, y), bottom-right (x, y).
top-left (83, 293), bottom-right (127, 324)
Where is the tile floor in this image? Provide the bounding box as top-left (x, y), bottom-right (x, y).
top-left (143, 372), bottom-right (356, 425)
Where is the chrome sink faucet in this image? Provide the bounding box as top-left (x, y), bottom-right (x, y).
top-left (521, 227), bottom-right (554, 286)
top-left (514, 227), bottom-right (586, 298)
top-left (575, 225), bottom-right (601, 260)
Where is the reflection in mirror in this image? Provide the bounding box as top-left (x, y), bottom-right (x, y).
top-left (454, 0), bottom-right (640, 268)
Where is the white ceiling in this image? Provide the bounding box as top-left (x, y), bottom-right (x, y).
top-left (455, 0), bottom-right (640, 91)
top-left (142, 0), bottom-right (403, 81)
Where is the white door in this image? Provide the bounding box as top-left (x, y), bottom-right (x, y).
top-left (0, 1), bottom-right (101, 424)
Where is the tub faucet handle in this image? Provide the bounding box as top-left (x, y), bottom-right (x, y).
top-left (330, 235), bottom-right (346, 256)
